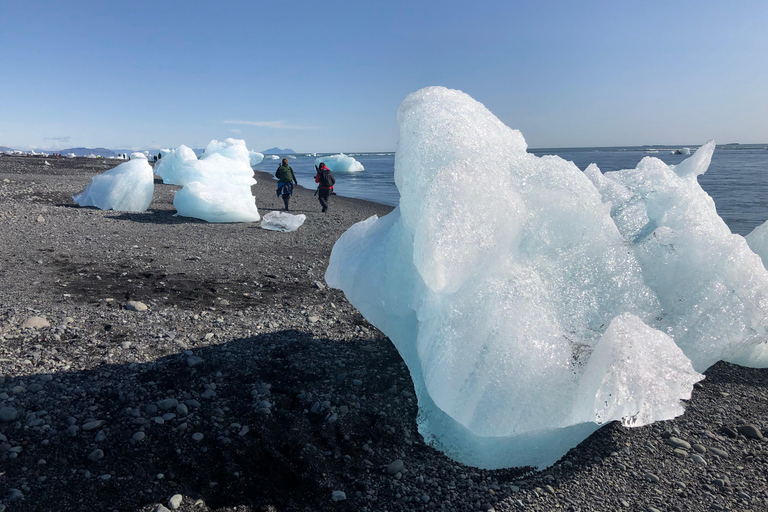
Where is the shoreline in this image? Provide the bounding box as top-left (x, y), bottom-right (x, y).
top-left (0, 155), bottom-right (766, 512)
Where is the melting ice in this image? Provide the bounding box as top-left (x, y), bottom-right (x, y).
top-left (157, 139), bottom-right (261, 223)
top-left (73, 152), bottom-right (154, 212)
top-left (315, 153), bottom-right (364, 173)
top-left (260, 211), bottom-right (306, 232)
top-left (325, 86), bottom-right (768, 470)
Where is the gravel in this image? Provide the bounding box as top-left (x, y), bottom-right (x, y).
top-left (1, 155), bottom-right (767, 512)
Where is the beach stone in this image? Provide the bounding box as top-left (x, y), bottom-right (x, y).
top-left (387, 459), bottom-right (404, 475)
top-left (21, 316), bottom-right (49, 329)
top-left (37, 215), bottom-right (45, 223)
top-left (176, 403), bottom-right (188, 415)
top-left (664, 437), bottom-right (691, 450)
top-left (0, 407), bottom-right (18, 422)
top-left (157, 398), bottom-right (179, 411)
top-left (187, 356), bottom-right (204, 367)
top-left (154, 506), bottom-right (170, 512)
top-left (82, 420), bottom-right (105, 431)
top-left (168, 494), bottom-right (183, 509)
top-left (331, 490), bottom-right (346, 501)
top-left (737, 425), bottom-right (764, 440)
top-left (192, 432), bottom-right (204, 441)
top-left (692, 443), bottom-right (706, 453)
top-left (673, 448), bottom-right (689, 458)
top-left (133, 431), bottom-right (146, 441)
top-left (690, 454), bottom-right (707, 465)
top-left (643, 472), bottom-right (660, 483)
top-left (88, 449), bottom-right (104, 461)
top-left (709, 447), bottom-right (729, 458)
top-left (125, 300), bottom-right (147, 311)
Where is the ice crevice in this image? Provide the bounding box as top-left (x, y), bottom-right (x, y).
top-left (325, 86), bottom-right (768, 469)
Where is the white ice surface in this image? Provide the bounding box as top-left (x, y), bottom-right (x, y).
top-left (154, 145), bottom-right (198, 185)
top-left (260, 211), bottom-right (306, 232)
top-left (249, 150), bottom-right (264, 168)
top-left (72, 152), bottom-right (154, 212)
top-left (326, 86), bottom-right (768, 470)
top-left (171, 139), bottom-right (260, 223)
top-left (315, 153), bottom-right (364, 173)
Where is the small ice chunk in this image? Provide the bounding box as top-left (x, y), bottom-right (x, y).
top-left (315, 153), bottom-right (364, 173)
top-left (260, 211), bottom-right (306, 232)
top-left (73, 153), bottom-right (154, 211)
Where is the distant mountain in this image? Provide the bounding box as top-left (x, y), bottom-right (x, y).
top-left (261, 147), bottom-right (295, 155)
top-left (0, 146), bottom-right (14, 152)
top-left (58, 147), bottom-right (119, 157)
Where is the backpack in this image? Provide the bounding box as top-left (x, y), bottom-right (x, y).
top-left (318, 168), bottom-right (335, 188)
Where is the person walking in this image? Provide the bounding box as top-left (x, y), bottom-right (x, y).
top-left (275, 158), bottom-right (298, 211)
top-left (314, 162), bottom-right (335, 212)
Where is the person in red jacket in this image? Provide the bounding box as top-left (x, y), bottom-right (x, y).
top-left (314, 162), bottom-right (335, 213)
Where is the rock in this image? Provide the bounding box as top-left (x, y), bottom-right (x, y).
top-left (192, 432), bottom-right (204, 442)
top-left (387, 459), bottom-right (404, 475)
top-left (690, 454), bottom-right (707, 465)
top-left (168, 494), bottom-right (183, 509)
top-left (88, 449), bottom-right (104, 461)
top-left (154, 505), bottom-right (170, 512)
top-left (37, 215), bottom-right (45, 223)
top-left (133, 431), bottom-right (146, 441)
top-left (664, 437), bottom-right (691, 450)
top-left (720, 426), bottom-right (738, 438)
top-left (187, 356), bottom-right (204, 367)
top-left (308, 316), bottom-right (320, 323)
top-left (82, 420), bottom-right (105, 431)
top-left (176, 403), bottom-right (189, 415)
top-left (643, 472), bottom-right (660, 483)
top-left (314, 281), bottom-right (326, 289)
top-left (737, 424), bottom-right (764, 440)
top-left (0, 407), bottom-right (18, 422)
top-left (157, 398), bottom-right (179, 411)
top-left (709, 447), bottom-right (729, 458)
top-left (21, 316), bottom-right (50, 329)
top-left (692, 443), bottom-right (706, 453)
top-left (331, 490), bottom-right (346, 501)
top-left (125, 300), bottom-right (148, 311)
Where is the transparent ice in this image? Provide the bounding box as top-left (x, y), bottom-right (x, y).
top-left (260, 211), bottom-right (306, 232)
top-left (326, 86), bottom-right (768, 470)
top-left (73, 152), bottom-right (154, 212)
top-left (315, 153), bottom-right (364, 173)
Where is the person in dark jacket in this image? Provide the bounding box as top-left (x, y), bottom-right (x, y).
top-left (275, 158), bottom-right (298, 211)
top-left (314, 162), bottom-right (335, 212)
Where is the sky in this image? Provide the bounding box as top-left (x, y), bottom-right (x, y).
top-left (1, 0), bottom-right (766, 152)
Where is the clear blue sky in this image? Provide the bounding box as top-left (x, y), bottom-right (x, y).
top-left (1, 0), bottom-right (766, 152)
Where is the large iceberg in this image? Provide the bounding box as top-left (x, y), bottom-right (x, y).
top-left (172, 139), bottom-right (260, 223)
top-left (154, 145), bottom-right (198, 185)
top-left (315, 153), bottom-right (364, 173)
top-left (73, 153), bottom-right (154, 212)
top-left (326, 86), bottom-right (768, 470)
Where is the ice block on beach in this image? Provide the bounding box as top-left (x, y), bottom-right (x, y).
top-left (73, 152), bottom-right (154, 212)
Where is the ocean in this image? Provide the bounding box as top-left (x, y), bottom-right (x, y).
top-left (254, 144), bottom-right (768, 236)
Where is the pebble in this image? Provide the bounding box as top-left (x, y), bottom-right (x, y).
top-left (0, 406), bottom-right (18, 422)
top-left (709, 447), bottom-right (729, 458)
top-left (82, 420), bottom-right (105, 431)
top-left (187, 356), bottom-right (204, 367)
top-left (154, 506), bottom-right (170, 512)
top-left (192, 432), bottom-right (204, 441)
top-left (168, 494), bottom-right (183, 509)
top-left (88, 449), bottom-right (104, 461)
top-left (125, 300), bottom-right (148, 312)
top-left (664, 437), bottom-right (691, 450)
top-left (176, 403), bottom-right (188, 415)
top-left (643, 472), bottom-right (660, 483)
top-left (331, 490), bottom-right (346, 501)
top-left (690, 454), bottom-right (707, 465)
top-left (387, 459), bottom-right (404, 475)
top-left (133, 431), bottom-right (146, 441)
top-left (21, 316), bottom-right (50, 329)
top-left (737, 424), bottom-right (764, 440)
top-left (157, 398), bottom-right (179, 410)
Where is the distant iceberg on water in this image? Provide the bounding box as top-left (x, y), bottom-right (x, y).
top-left (326, 86), bottom-right (768, 470)
top-left (315, 153), bottom-right (364, 173)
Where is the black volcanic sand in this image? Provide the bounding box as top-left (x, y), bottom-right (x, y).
top-left (0, 155), bottom-right (766, 512)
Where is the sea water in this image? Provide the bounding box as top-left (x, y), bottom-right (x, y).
top-left (254, 145), bottom-right (768, 235)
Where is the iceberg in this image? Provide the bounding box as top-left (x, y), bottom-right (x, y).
top-left (72, 152), bottom-right (154, 212)
top-left (172, 139), bottom-right (260, 223)
top-left (249, 150), bottom-right (264, 168)
top-left (260, 211), bottom-right (306, 232)
top-left (154, 145), bottom-right (198, 185)
top-left (315, 153), bottom-right (364, 173)
top-left (326, 86), bottom-right (768, 470)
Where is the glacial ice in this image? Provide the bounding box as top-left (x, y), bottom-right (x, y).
top-left (249, 150), bottom-right (264, 168)
top-left (326, 86), bottom-right (768, 470)
top-left (154, 145), bottom-right (198, 185)
top-left (260, 211), bottom-right (306, 232)
top-left (315, 153), bottom-right (364, 173)
top-left (73, 152), bottom-right (154, 212)
top-left (172, 139), bottom-right (260, 223)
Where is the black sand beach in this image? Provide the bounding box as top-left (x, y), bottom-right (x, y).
top-left (0, 155), bottom-right (767, 512)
